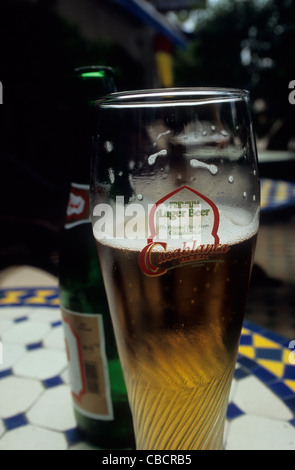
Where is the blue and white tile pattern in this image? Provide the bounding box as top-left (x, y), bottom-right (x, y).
top-left (0, 287), bottom-right (295, 450)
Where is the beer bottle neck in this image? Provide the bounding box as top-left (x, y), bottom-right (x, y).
top-left (69, 66), bottom-right (116, 186)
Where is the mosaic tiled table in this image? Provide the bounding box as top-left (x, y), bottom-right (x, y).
top-left (261, 178), bottom-right (295, 213)
top-left (0, 287), bottom-right (295, 450)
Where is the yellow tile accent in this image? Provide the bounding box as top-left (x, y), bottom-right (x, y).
top-left (252, 333), bottom-right (280, 350)
top-left (238, 345), bottom-right (255, 359)
top-left (260, 179), bottom-right (272, 208)
top-left (257, 359), bottom-right (284, 378)
top-left (0, 290), bottom-right (27, 305)
top-left (50, 297), bottom-right (60, 306)
top-left (241, 328), bottom-right (251, 336)
top-left (283, 348), bottom-right (295, 365)
top-left (275, 181), bottom-right (289, 203)
top-left (284, 380), bottom-right (295, 392)
top-left (25, 289), bottom-right (57, 304)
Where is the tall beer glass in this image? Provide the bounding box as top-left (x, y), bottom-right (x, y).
top-left (90, 89), bottom-right (260, 450)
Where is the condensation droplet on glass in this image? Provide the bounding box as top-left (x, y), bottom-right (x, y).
top-left (157, 130), bottom-right (171, 140)
top-left (211, 125), bottom-right (216, 131)
top-left (104, 141), bottom-right (114, 153)
top-left (148, 149), bottom-right (167, 165)
top-left (118, 171), bottom-right (123, 176)
top-left (243, 191), bottom-right (247, 198)
top-left (253, 194), bottom-right (256, 201)
top-left (128, 174), bottom-right (135, 189)
top-left (202, 131), bottom-right (207, 136)
top-left (228, 175), bottom-right (234, 183)
top-left (190, 159), bottom-right (218, 175)
top-left (221, 130), bottom-right (228, 137)
top-left (253, 169), bottom-right (256, 176)
top-left (108, 168), bottom-right (115, 184)
top-left (137, 194), bottom-right (143, 201)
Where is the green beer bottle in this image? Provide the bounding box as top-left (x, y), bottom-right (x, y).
top-left (58, 66), bottom-right (135, 449)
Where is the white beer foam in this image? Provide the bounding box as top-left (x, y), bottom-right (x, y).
top-left (93, 204), bottom-right (259, 250)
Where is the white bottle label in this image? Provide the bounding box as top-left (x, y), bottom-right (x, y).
top-left (61, 307), bottom-right (114, 420)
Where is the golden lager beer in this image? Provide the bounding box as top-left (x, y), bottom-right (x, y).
top-left (94, 206), bottom-right (258, 449)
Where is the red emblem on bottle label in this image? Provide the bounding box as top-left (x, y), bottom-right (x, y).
top-left (65, 183), bottom-right (90, 229)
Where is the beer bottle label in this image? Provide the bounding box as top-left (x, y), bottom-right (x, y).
top-left (61, 307), bottom-right (114, 420)
top-left (65, 183), bottom-right (90, 229)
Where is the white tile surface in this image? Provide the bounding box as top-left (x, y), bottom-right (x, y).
top-left (0, 420), bottom-right (4, 438)
top-left (0, 342), bottom-right (26, 371)
top-left (28, 307), bottom-right (63, 324)
top-left (233, 375), bottom-right (293, 421)
top-left (13, 348), bottom-right (67, 380)
top-left (2, 320), bottom-right (50, 345)
top-left (0, 306), bottom-right (32, 320)
top-left (69, 441), bottom-right (97, 450)
top-left (226, 415), bottom-right (295, 450)
top-left (61, 367), bottom-right (70, 385)
top-left (27, 385), bottom-right (76, 431)
top-left (43, 325), bottom-right (65, 349)
top-left (0, 318), bottom-right (13, 336)
top-left (0, 425), bottom-right (68, 450)
top-left (228, 377), bottom-right (238, 403)
top-left (0, 376), bottom-right (43, 418)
